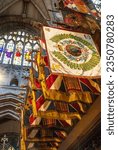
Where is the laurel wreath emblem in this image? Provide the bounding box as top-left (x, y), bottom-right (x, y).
top-left (50, 34), bottom-right (100, 71)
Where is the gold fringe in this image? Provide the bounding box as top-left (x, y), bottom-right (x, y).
top-left (88, 79), bottom-right (101, 92)
top-left (45, 89), bottom-right (92, 103)
top-left (26, 137), bottom-right (61, 143)
top-left (37, 110), bottom-right (81, 120)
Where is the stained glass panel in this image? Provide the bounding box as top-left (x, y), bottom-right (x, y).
top-left (8, 35), bottom-right (12, 40)
top-left (14, 32), bottom-right (17, 35)
top-left (34, 43), bottom-right (39, 49)
top-left (0, 39), bottom-right (5, 62)
top-left (4, 35), bottom-right (8, 39)
top-left (33, 40), bottom-right (36, 44)
top-left (0, 30), bottom-right (39, 67)
top-left (13, 42), bottom-right (23, 65)
top-left (21, 37), bottom-right (25, 42)
top-left (17, 37), bottom-right (20, 41)
top-left (32, 43), bottom-right (40, 61)
top-left (23, 43), bottom-right (32, 66)
top-left (3, 40), bottom-right (14, 64)
top-left (22, 32), bottom-right (25, 36)
top-left (18, 31), bottom-right (21, 35)
top-left (13, 36), bottom-right (16, 41)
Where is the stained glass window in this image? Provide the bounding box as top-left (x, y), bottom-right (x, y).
top-left (13, 42), bottom-right (23, 65)
top-left (34, 43), bottom-right (39, 50)
top-left (0, 39), bottom-right (5, 63)
top-left (0, 30), bottom-right (39, 67)
top-left (3, 40), bottom-right (14, 64)
top-left (8, 35), bottom-right (12, 40)
top-left (32, 43), bottom-right (40, 62)
top-left (4, 35), bottom-right (8, 39)
top-left (23, 43), bottom-right (32, 66)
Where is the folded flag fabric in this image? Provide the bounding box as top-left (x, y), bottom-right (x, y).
top-left (54, 102), bottom-right (69, 113)
top-left (63, 0), bottom-right (100, 18)
top-left (55, 130), bottom-right (67, 139)
top-left (63, 0), bottom-right (90, 14)
top-left (42, 118), bottom-right (56, 127)
top-left (63, 12), bottom-right (100, 32)
top-left (85, 0), bottom-right (101, 17)
top-left (79, 78), bottom-right (100, 93)
top-left (28, 65), bottom-right (63, 125)
top-left (63, 76), bottom-right (81, 91)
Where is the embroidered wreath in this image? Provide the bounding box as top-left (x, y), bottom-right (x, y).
top-left (50, 34), bottom-right (100, 71)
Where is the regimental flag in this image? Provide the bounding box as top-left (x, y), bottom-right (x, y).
top-left (69, 102), bottom-right (86, 113)
top-left (29, 94), bottom-right (50, 125)
top-left (27, 67), bottom-right (68, 149)
top-left (29, 67), bottom-right (62, 125)
top-left (55, 101), bottom-right (72, 126)
top-left (63, 0), bottom-right (100, 18)
top-left (80, 78), bottom-right (100, 93)
top-left (55, 102), bottom-right (69, 112)
top-left (43, 26), bottom-right (101, 77)
top-left (63, 76), bottom-right (100, 93)
top-left (85, 15), bottom-right (100, 32)
top-left (84, 0), bottom-right (101, 17)
top-left (63, 76), bottom-right (100, 113)
top-left (33, 78), bottom-right (40, 89)
top-left (64, 12), bottom-right (88, 27)
top-left (63, 76), bottom-right (82, 91)
top-left (27, 74), bottom-right (59, 148)
top-left (62, 11), bottom-right (100, 32)
top-left (63, 0), bottom-right (90, 14)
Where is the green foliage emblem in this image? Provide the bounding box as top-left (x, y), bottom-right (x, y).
top-left (50, 34), bottom-right (100, 71)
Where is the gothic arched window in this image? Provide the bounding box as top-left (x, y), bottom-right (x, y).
top-left (0, 39), bottom-right (5, 62)
top-left (13, 41), bottom-right (23, 66)
top-left (3, 40), bottom-right (14, 64)
top-left (0, 30), bottom-right (40, 67)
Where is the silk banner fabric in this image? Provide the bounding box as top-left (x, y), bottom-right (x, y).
top-left (63, 0), bottom-right (90, 14)
top-left (63, 0), bottom-right (100, 18)
top-left (43, 26), bottom-right (100, 77)
top-left (63, 13), bottom-right (100, 31)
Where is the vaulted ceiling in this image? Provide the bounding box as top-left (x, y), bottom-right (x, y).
top-left (0, 0), bottom-right (62, 35)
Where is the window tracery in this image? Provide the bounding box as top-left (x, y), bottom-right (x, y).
top-left (0, 30), bottom-right (39, 67)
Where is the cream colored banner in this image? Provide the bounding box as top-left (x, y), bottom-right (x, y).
top-left (43, 26), bottom-right (100, 77)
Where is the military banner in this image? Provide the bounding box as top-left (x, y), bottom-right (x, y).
top-left (43, 26), bottom-right (100, 77)
top-left (63, 0), bottom-right (100, 18)
top-left (63, 0), bottom-right (90, 14)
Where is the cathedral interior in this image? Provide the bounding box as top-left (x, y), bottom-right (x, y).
top-left (0, 0), bottom-right (101, 150)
